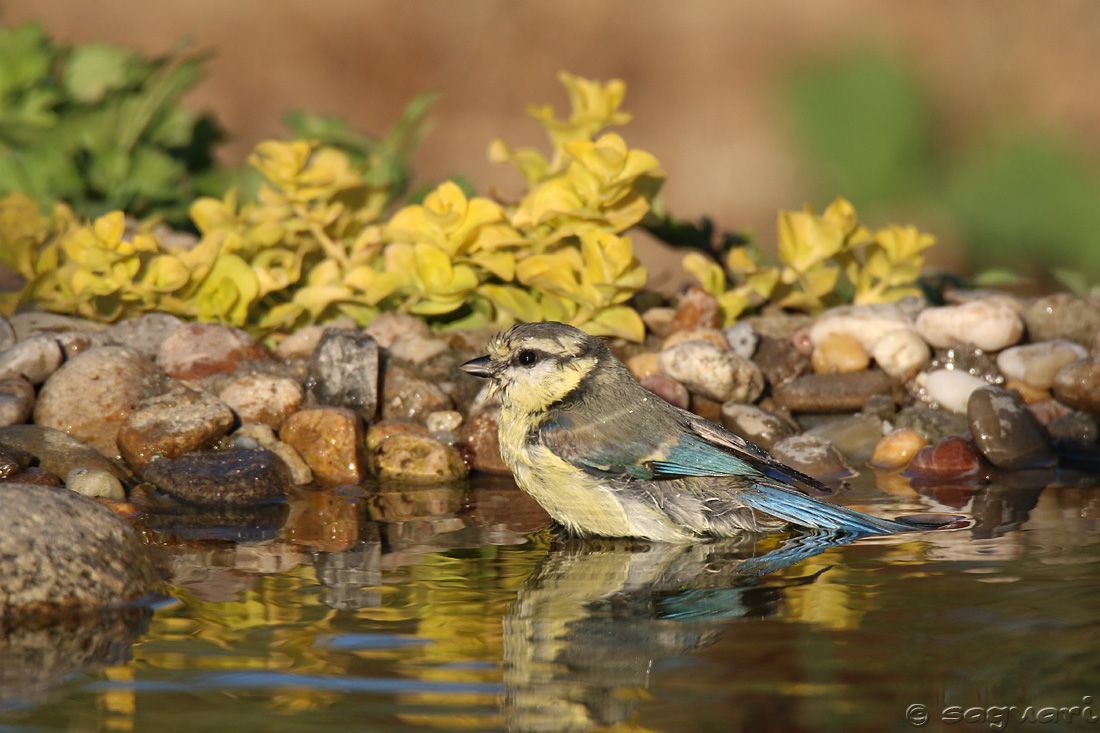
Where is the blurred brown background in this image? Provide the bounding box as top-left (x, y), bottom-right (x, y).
top-left (5, 0), bottom-right (1099, 288)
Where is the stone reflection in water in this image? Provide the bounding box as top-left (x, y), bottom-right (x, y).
top-left (312, 527), bottom-right (384, 610)
top-left (0, 607), bottom-right (150, 705)
top-left (502, 533), bottom-right (847, 732)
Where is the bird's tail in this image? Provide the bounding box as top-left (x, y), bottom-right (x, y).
top-left (740, 482), bottom-right (964, 536)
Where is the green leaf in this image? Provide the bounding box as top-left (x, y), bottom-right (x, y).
top-left (63, 43), bottom-right (138, 103)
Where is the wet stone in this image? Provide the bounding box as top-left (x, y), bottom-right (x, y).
top-left (810, 303), bottom-right (913, 352)
top-left (0, 425), bottom-right (129, 484)
top-left (217, 373), bottom-right (304, 431)
top-left (227, 423), bottom-right (314, 485)
top-left (920, 369), bottom-right (990, 415)
top-left (752, 335), bottom-right (810, 389)
top-left (458, 407), bottom-right (510, 476)
top-left (997, 340), bottom-right (1088, 391)
top-left (805, 414), bottom-right (885, 464)
top-left (8, 466), bottom-right (62, 486)
top-left (1052, 356), bottom-right (1100, 415)
top-left (0, 335), bottom-right (64, 384)
top-left (641, 307), bottom-right (676, 340)
top-left (772, 371), bottom-right (902, 413)
top-left (641, 374), bottom-right (691, 411)
top-left (1047, 412), bottom-right (1098, 445)
top-left (0, 483), bottom-right (161, 614)
top-left (0, 443), bottom-right (33, 479)
top-left (280, 407), bottom-right (365, 486)
top-left (1023, 293), bottom-right (1100, 348)
top-left (65, 467), bottom-right (126, 501)
top-left (719, 403), bottom-right (795, 451)
top-left (308, 329), bottom-right (380, 422)
top-left (34, 346), bottom-right (164, 462)
top-left (117, 384), bottom-right (236, 472)
top-left (904, 436), bottom-right (989, 486)
top-left (104, 313), bottom-right (185, 361)
top-left (426, 410), bottom-right (463, 434)
top-left (0, 377), bottom-right (34, 427)
top-left (915, 298), bottom-right (1024, 351)
top-left (966, 386), bottom-right (1056, 470)
top-left (770, 434), bottom-right (855, 484)
top-left (381, 363), bottom-right (452, 420)
top-left (54, 331), bottom-right (107, 360)
top-left (373, 434), bottom-right (468, 483)
top-left (893, 405), bottom-right (971, 444)
top-left (1027, 397), bottom-right (1075, 428)
top-left (140, 447), bottom-right (292, 505)
top-left (869, 428), bottom-right (928, 470)
top-left (658, 340), bottom-right (764, 404)
top-left (157, 323), bottom-right (274, 380)
top-left (662, 327), bottom-right (729, 352)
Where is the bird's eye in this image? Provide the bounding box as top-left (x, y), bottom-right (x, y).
top-left (517, 349), bottom-right (539, 367)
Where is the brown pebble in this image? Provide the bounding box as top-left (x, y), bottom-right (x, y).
top-left (280, 407), bottom-right (365, 486)
top-left (157, 323), bottom-right (273, 380)
top-left (661, 328), bottom-right (729, 352)
top-left (626, 352), bottom-right (660, 381)
top-left (869, 428), bottom-right (928, 470)
top-left (1003, 379), bottom-right (1049, 405)
top-left (641, 374), bottom-right (690, 410)
top-left (458, 407), bottom-right (510, 475)
top-left (811, 333), bottom-right (870, 374)
top-left (668, 285), bottom-right (720, 333)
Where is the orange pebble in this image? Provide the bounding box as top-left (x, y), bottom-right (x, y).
top-left (869, 428), bottom-right (928, 470)
top-left (812, 333), bottom-right (870, 374)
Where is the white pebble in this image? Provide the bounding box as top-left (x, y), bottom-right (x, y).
top-left (426, 409), bottom-right (463, 433)
top-left (388, 332), bottom-right (448, 365)
top-left (921, 369), bottom-right (990, 414)
top-left (658, 340), bottom-right (764, 403)
top-left (996, 340), bottom-right (1088, 390)
top-left (65, 467), bottom-right (125, 501)
top-left (0, 335), bottom-right (64, 384)
top-left (915, 299), bottom-right (1023, 351)
top-left (872, 328), bottom-right (931, 378)
top-left (809, 304), bottom-right (913, 352)
top-left (723, 322), bottom-right (758, 360)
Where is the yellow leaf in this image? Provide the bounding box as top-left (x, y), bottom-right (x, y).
top-left (143, 255), bottom-right (190, 292)
top-left (414, 243), bottom-right (454, 292)
top-left (683, 253), bottom-right (725, 296)
top-left (580, 305), bottom-right (645, 342)
top-left (480, 284), bottom-right (545, 323)
top-left (777, 209), bottom-right (845, 273)
top-left (92, 211), bottom-right (125, 245)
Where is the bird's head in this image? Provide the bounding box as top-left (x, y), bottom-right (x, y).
top-left (460, 322), bottom-right (612, 415)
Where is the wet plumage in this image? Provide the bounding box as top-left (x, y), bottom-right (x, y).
top-left (460, 322), bottom-right (939, 542)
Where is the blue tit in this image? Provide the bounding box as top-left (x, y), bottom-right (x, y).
top-left (461, 321), bottom-right (946, 542)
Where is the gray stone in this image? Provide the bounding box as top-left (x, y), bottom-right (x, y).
top-left (117, 383), bottom-right (236, 471)
top-left (770, 434), bottom-right (855, 484)
top-left (658, 340), bottom-right (764, 404)
top-left (9, 312), bottom-right (107, 342)
top-left (310, 329), bottom-right (379, 421)
top-left (104, 313), bottom-right (185, 361)
top-left (140, 447), bottom-right (292, 505)
top-left (966, 386), bottom-right (1056, 470)
top-left (363, 312), bottom-right (430, 349)
top-left (381, 362), bottom-right (452, 420)
top-left (1052, 356), bottom-right (1100, 416)
top-left (0, 377), bottom-right (34, 427)
top-left (752, 335), bottom-right (811, 389)
top-left (773, 371), bottom-right (903, 413)
top-left (0, 425), bottom-right (129, 483)
top-left (0, 483), bottom-right (161, 615)
top-left (65, 467), bottom-right (126, 501)
top-left (806, 414), bottom-right (886, 464)
top-left (1023, 293), bottom-right (1100, 348)
top-left (217, 372), bottom-right (304, 430)
top-left (719, 403), bottom-right (796, 451)
top-left (894, 405), bottom-right (971, 443)
top-left (0, 335), bottom-right (63, 384)
top-left (1047, 412), bottom-right (1098, 446)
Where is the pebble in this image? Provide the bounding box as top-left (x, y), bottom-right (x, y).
top-left (0, 335), bottom-right (64, 384)
top-left (34, 346), bottom-right (164, 461)
top-left (0, 425), bottom-right (129, 484)
top-left (772, 371), bottom-right (902, 413)
top-left (0, 377), bottom-right (34, 427)
top-left (308, 329), bottom-right (380, 421)
top-left (1027, 397), bottom-right (1075, 428)
top-left (915, 299), bottom-right (1024, 351)
top-left (272, 319), bottom-right (353, 360)
top-left (662, 327), bottom-right (730, 352)
top-left (9, 312), bottom-right (106, 342)
top-left (810, 304), bottom-right (914, 352)
top-left (363, 312), bottom-right (431, 349)
top-left (65, 467), bottom-right (126, 501)
top-left (388, 332), bottom-right (449, 365)
top-left (104, 313), bottom-right (185, 361)
top-left (745, 313), bottom-right (813, 341)
top-left (156, 323), bottom-right (274, 380)
top-left (1051, 356), bottom-right (1100, 415)
top-left (919, 369), bottom-right (990, 414)
top-left (869, 428), bottom-right (928, 470)
top-left (904, 436), bottom-right (988, 486)
top-left (458, 407), bottom-right (510, 476)
top-left (280, 407), bottom-right (366, 485)
top-left (641, 307), bottom-right (676, 339)
top-left (719, 403), bottom-right (796, 451)
top-left (117, 384), bottom-right (236, 471)
top-left (381, 363), bottom-right (453, 420)
top-left (996, 340), bottom-right (1088, 391)
top-left (1022, 294), bottom-right (1100, 348)
top-left (872, 328), bottom-right (931, 379)
top-left (805, 414), bottom-right (885, 463)
top-left (0, 483), bottom-right (161, 614)
top-left (811, 332), bottom-right (870, 374)
top-left (669, 285), bottom-right (719, 333)
top-left (626, 352), bottom-right (660, 381)
top-left (893, 405), bottom-right (971, 443)
top-left (373, 434), bottom-right (468, 483)
top-left (228, 423), bottom-right (314, 485)
top-left (0, 443), bottom-right (33, 479)
top-left (1047, 412), bottom-right (1098, 445)
top-left (218, 373), bottom-right (304, 430)
top-left (8, 466), bottom-right (62, 487)
top-left (54, 331), bottom-right (107, 360)
top-left (753, 335), bottom-right (810, 388)
top-left (0, 316), bottom-right (13, 351)
top-left (426, 410), bottom-right (463, 434)
top-left (640, 374), bottom-right (691, 410)
top-left (966, 386), bottom-right (1056, 469)
top-left (658, 340), bottom-right (764, 404)
top-left (140, 447), bottom-right (292, 505)
top-left (770, 434), bottom-right (855, 484)
top-left (723, 322), bottom-right (758, 360)
top-left (1002, 379), bottom-right (1050, 405)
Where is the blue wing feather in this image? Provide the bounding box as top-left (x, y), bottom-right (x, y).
top-left (738, 482), bottom-right (916, 535)
top-left (648, 434), bottom-right (759, 478)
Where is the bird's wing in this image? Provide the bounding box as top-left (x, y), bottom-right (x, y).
top-left (538, 411), bottom-right (662, 480)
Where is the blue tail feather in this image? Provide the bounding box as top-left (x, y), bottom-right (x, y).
top-left (740, 483), bottom-right (924, 536)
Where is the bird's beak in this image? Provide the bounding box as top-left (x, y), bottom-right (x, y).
top-left (460, 355), bottom-right (494, 378)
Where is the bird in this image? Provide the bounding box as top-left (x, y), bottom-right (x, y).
top-left (460, 321), bottom-right (949, 542)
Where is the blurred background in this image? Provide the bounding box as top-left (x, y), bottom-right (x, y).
top-left (4, 0), bottom-right (1100, 292)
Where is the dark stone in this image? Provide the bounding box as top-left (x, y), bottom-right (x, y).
top-left (772, 370), bottom-right (903, 413)
top-left (139, 447), bottom-right (291, 505)
top-left (894, 405), bottom-right (971, 443)
top-left (1048, 412), bottom-right (1099, 445)
top-left (966, 386), bottom-right (1056, 470)
top-left (104, 313), bottom-right (185, 361)
top-left (1052, 356), bottom-right (1100, 415)
top-left (770, 434), bottom-right (855, 485)
top-left (752, 335), bottom-right (810, 389)
top-left (719, 403), bottom-right (796, 451)
top-left (309, 329), bottom-right (379, 421)
top-left (117, 383), bottom-right (236, 471)
top-left (1023, 293), bottom-right (1100, 348)
top-left (0, 443), bottom-right (33, 479)
top-left (0, 425), bottom-right (130, 484)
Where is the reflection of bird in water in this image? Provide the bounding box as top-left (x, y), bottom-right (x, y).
top-left (502, 532), bottom-right (845, 732)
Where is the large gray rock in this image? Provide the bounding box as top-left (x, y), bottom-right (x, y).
top-left (309, 329), bottom-right (379, 421)
top-left (0, 483), bottom-right (161, 615)
top-left (967, 386), bottom-right (1056, 470)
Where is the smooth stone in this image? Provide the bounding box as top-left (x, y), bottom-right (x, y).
top-left (744, 313), bottom-right (813, 341)
top-left (872, 328), bottom-right (931, 379)
top-left (0, 335), bottom-right (64, 384)
top-left (869, 428), bottom-right (928, 470)
top-left (996, 340), bottom-right (1088, 391)
top-left (811, 332), bottom-right (870, 374)
top-left (104, 313), bottom-right (185, 361)
top-left (458, 407), bottom-right (510, 476)
top-left (893, 405), bottom-right (971, 443)
top-left (7, 466), bottom-right (63, 487)
top-left (8, 313), bottom-right (106, 342)
top-left (366, 419), bottom-right (429, 452)
top-left (789, 324), bottom-right (814, 356)
top-left (640, 374), bottom-right (691, 410)
top-left (1052, 356), bottom-right (1100, 415)
top-left (363, 312), bottom-right (431, 349)
top-left (217, 373), bottom-right (304, 430)
top-left (625, 352), bottom-right (660, 381)
top-left (641, 307), bottom-right (676, 340)
top-left (380, 363), bottom-right (453, 420)
top-left (810, 304), bottom-right (913, 352)
top-left (904, 436), bottom-right (988, 486)
top-left (388, 332), bottom-right (449, 365)
top-left (662, 327), bottom-right (729, 352)
top-left (752, 335), bottom-right (810, 388)
top-left (156, 323), bottom-right (274, 380)
top-left (966, 386), bottom-right (1056, 469)
top-left (140, 447), bottom-right (291, 505)
top-left (0, 316), bottom-right (13, 351)
top-left (34, 346), bottom-right (164, 461)
top-left (719, 403), bottom-right (795, 451)
top-left (426, 410), bottom-right (463, 434)
top-left (0, 443), bottom-right (33, 479)
top-left (0, 377), bottom-right (34, 427)
top-left (1047, 412), bottom-right (1098, 445)
top-left (373, 435), bottom-right (468, 482)
top-left (1002, 379), bottom-right (1050, 405)
top-left (861, 393), bottom-right (898, 421)
top-left (226, 424), bottom-right (314, 485)
top-left (0, 483), bottom-right (161, 614)
top-left (0, 425), bottom-right (129, 483)
top-left (280, 407), bottom-right (366, 486)
top-left (926, 345), bottom-right (1005, 386)
top-left (915, 299), bottom-right (1023, 351)
top-left (668, 284), bottom-right (719, 333)
top-left (805, 414), bottom-right (886, 463)
top-left (770, 434), bottom-right (855, 484)
top-left (920, 369), bottom-right (990, 415)
top-left (658, 340), bottom-right (764, 403)
top-left (65, 467), bottom-right (126, 501)
top-left (1027, 397), bottom-right (1075, 428)
top-left (309, 329), bottom-right (380, 421)
top-left (1023, 293), bottom-right (1100, 348)
top-left (54, 331), bottom-right (107, 360)
top-left (723, 322), bottom-right (758, 360)
top-left (117, 384), bottom-right (236, 471)
top-left (772, 371), bottom-right (903, 413)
